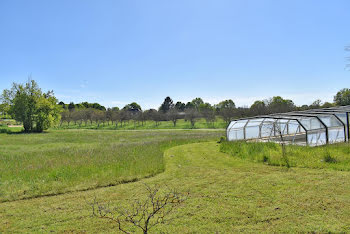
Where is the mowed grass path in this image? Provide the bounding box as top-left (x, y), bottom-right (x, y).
top-left (0, 130), bottom-right (223, 202)
top-left (1, 142), bottom-right (350, 232)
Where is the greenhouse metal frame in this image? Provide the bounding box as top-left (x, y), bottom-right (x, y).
top-left (226, 105), bottom-right (350, 146)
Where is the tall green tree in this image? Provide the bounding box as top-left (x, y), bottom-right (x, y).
top-left (267, 96), bottom-right (295, 113)
top-left (250, 100), bottom-right (267, 115)
top-left (58, 101), bottom-right (66, 109)
top-left (216, 99), bottom-right (236, 123)
top-left (174, 101), bottom-right (185, 111)
top-left (35, 91), bottom-right (62, 132)
top-left (0, 103), bottom-right (10, 117)
top-left (309, 99), bottom-right (322, 109)
top-left (123, 102), bottom-right (142, 112)
top-left (159, 96), bottom-right (174, 113)
top-left (334, 88), bottom-right (350, 106)
top-left (216, 99), bottom-right (236, 110)
top-left (185, 102), bottom-right (195, 110)
top-left (68, 102), bottom-right (75, 111)
top-left (1, 79), bottom-right (61, 132)
top-left (191, 97), bottom-right (204, 110)
top-left (91, 102), bottom-right (106, 111)
top-left (322, 102), bottom-right (334, 108)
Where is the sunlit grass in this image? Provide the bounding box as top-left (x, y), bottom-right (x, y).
top-left (0, 129), bottom-right (223, 202)
top-left (2, 142), bottom-right (350, 233)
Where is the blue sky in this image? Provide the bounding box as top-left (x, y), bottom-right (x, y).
top-left (0, 0), bottom-right (349, 109)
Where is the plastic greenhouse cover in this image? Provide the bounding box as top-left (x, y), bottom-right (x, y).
top-left (230, 119), bottom-right (248, 129)
top-left (246, 118), bottom-right (265, 126)
top-left (318, 115), bottom-right (343, 127)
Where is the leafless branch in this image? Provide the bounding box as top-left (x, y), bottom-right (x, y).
top-left (91, 184), bottom-right (189, 233)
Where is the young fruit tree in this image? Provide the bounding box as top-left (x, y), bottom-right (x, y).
top-left (185, 108), bottom-right (200, 128)
top-left (167, 108), bottom-right (179, 127)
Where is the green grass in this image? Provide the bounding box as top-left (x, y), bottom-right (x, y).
top-left (54, 118), bottom-right (227, 130)
top-left (1, 141), bottom-right (350, 232)
top-left (220, 140), bottom-right (350, 171)
top-left (0, 129), bottom-right (223, 202)
top-left (0, 119), bottom-right (22, 133)
top-left (0, 125), bottom-right (22, 134)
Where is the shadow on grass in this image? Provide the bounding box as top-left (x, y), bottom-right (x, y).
top-left (0, 128), bottom-right (12, 134)
top-left (0, 128), bottom-right (49, 135)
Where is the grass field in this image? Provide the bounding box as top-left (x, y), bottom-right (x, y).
top-left (0, 130), bottom-right (223, 202)
top-left (55, 118), bottom-right (228, 130)
top-left (0, 126), bottom-right (22, 134)
top-left (0, 119), bottom-right (21, 133)
top-left (1, 140), bottom-right (350, 232)
top-left (2, 131), bottom-right (350, 232)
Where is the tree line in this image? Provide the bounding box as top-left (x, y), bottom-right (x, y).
top-left (2, 79), bottom-right (350, 132)
top-left (58, 88), bottom-right (350, 128)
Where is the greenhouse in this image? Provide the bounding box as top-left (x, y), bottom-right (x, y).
top-left (226, 105), bottom-right (350, 146)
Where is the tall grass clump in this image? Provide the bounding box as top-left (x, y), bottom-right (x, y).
top-left (323, 149), bottom-right (337, 163)
top-left (221, 141), bottom-right (350, 171)
top-left (219, 141), bottom-right (278, 163)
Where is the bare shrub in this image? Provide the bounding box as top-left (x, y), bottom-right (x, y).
top-left (91, 184), bottom-right (189, 234)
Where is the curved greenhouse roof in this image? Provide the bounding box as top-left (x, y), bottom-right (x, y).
top-left (227, 105), bottom-right (350, 146)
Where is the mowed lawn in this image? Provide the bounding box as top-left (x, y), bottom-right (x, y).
top-left (0, 129), bottom-right (223, 202)
top-left (1, 140), bottom-right (350, 232)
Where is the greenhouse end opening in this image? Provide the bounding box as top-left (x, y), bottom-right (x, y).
top-left (227, 105), bottom-right (350, 146)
